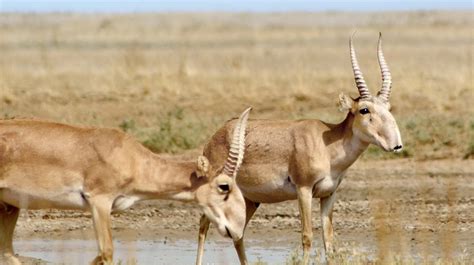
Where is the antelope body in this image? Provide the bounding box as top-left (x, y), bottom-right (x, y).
top-left (0, 108), bottom-right (251, 265)
top-left (196, 34), bottom-right (403, 264)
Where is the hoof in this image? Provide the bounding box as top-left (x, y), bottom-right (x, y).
top-left (90, 255), bottom-right (113, 265)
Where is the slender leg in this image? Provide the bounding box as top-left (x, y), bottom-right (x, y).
top-left (234, 199), bottom-right (260, 265)
top-left (320, 192), bottom-right (337, 256)
top-left (195, 215), bottom-right (211, 265)
top-left (89, 196), bottom-right (114, 265)
top-left (296, 185), bottom-right (313, 265)
top-left (196, 199), bottom-right (260, 265)
top-left (0, 204), bottom-right (21, 265)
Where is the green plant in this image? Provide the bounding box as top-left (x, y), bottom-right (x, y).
top-left (119, 118), bottom-right (136, 132)
top-left (142, 108), bottom-right (207, 153)
top-left (464, 138), bottom-right (474, 159)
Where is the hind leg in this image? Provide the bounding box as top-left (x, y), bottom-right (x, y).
top-left (0, 203), bottom-right (21, 265)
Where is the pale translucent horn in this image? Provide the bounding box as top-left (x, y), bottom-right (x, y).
top-left (350, 32), bottom-right (372, 99)
top-left (377, 32), bottom-right (392, 102)
top-left (223, 107), bottom-right (252, 178)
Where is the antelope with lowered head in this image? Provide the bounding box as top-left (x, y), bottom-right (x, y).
top-left (0, 108), bottom-right (252, 265)
top-left (196, 33), bottom-right (403, 264)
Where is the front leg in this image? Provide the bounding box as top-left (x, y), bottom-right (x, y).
top-left (320, 192), bottom-right (337, 256)
top-left (88, 195), bottom-right (114, 265)
top-left (296, 185), bottom-right (313, 265)
top-left (0, 204), bottom-right (20, 265)
top-left (196, 198), bottom-right (260, 265)
top-left (234, 199), bottom-right (260, 265)
top-left (195, 215), bottom-right (211, 265)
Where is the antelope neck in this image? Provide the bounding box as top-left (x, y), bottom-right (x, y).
top-left (133, 151), bottom-right (206, 202)
top-left (325, 113), bottom-right (369, 171)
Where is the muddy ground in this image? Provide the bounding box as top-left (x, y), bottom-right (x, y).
top-left (13, 159), bottom-right (474, 264)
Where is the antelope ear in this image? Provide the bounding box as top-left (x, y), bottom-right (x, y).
top-left (338, 93), bottom-right (353, 112)
top-left (196, 155), bottom-right (210, 177)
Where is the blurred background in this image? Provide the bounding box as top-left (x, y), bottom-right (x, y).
top-left (0, 1), bottom-right (473, 264)
top-left (0, 0), bottom-right (472, 159)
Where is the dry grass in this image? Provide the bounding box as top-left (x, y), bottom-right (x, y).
top-left (0, 11), bottom-right (472, 159)
top-left (280, 247), bottom-right (472, 265)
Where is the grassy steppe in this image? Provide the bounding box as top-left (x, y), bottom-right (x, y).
top-left (0, 11), bottom-right (472, 159)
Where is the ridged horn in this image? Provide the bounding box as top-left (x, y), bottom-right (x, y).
top-left (350, 32), bottom-right (372, 99)
top-left (377, 32), bottom-right (392, 102)
top-left (223, 107), bottom-right (252, 178)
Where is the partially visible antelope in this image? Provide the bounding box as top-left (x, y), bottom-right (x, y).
top-left (195, 33), bottom-right (403, 265)
top-left (0, 108), bottom-right (251, 265)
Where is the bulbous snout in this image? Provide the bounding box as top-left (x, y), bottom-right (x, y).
top-left (386, 124), bottom-right (403, 153)
top-left (372, 111), bottom-right (403, 153)
top-left (389, 122), bottom-right (403, 152)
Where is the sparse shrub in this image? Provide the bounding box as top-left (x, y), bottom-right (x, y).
top-left (142, 107), bottom-right (206, 154)
top-left (362, 115), bottom-right (470, 160)
top-left (414, 130), bottom-right (432, 144)
top-left (119, 118), bottom-right (136, 132)
top-left (464, 139), bottom-right (474, 159)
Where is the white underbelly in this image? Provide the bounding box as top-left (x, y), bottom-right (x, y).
top-left (240, 176), bottom-right (298, 203)
top-left (0, 165), bottom-right (88, 209)
top-left (0, 188), bottom-right (88, 210)
top-left (238, 174), bottom-right (340, 203)
top-left (112, 195), bottom-right (142, 212)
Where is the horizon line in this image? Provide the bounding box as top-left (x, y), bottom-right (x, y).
top-left (1, 1), bottom-right (472, 13)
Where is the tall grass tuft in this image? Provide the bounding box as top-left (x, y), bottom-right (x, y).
top-left (142, 107), bottom-right (207, 154)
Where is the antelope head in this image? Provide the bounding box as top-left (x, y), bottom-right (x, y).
top-left (195, 107), bottom-right (251, 241)
top-left (339, 33), bottom-right (403, 152)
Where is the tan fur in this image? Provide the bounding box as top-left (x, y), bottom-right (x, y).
top-left (197, 100), bottom-right (402, 264)
top-left (196, 35), bottom-right (403, 264)
top-left (0, 114), bottom-right (249, 265)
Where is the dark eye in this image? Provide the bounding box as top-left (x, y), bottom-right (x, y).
top-left (217, 183), bottom-right (230, 193)
top-left (359, 108), bottom-right (370, 115)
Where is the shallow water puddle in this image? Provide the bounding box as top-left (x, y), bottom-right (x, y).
top-left (15, 238), bottom-right (292, 264)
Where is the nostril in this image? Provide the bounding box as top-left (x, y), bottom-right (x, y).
top-left (394, 145), bottom-right (403, 150)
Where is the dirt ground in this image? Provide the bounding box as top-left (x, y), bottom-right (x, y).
top-left (13, 158), bottom-right (474, 264)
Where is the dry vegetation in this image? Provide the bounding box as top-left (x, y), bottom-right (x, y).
top-left (0, 11), bottom-right (472, 159)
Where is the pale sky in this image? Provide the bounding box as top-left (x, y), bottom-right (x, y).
top-left (0, 0), bottom-right (472, 12)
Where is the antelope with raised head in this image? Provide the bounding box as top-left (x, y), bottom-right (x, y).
top-left (195, 33), bottom-right (403, 264)
top-left (0, 108), bottom-right (252, 265)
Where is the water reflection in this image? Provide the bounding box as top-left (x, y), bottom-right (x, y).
top-left (15, 238), bottom-right (290, 265)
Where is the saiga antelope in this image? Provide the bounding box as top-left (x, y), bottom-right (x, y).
top-left (196, 33), bottom-right (403, 265)
top-left (0, 108), bottom-right (252, 265)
